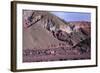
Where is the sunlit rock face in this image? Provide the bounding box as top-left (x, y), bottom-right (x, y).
top-left (23, 10), bottom-right (91, 62)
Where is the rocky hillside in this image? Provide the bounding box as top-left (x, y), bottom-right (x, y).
top-left (23, 10), bottom-right (91, 62)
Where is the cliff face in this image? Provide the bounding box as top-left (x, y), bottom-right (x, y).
top-left (23, 10), bottom-right (91, 62)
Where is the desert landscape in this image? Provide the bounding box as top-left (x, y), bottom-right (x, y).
top-left (23, 10), bottom-right (91, 62)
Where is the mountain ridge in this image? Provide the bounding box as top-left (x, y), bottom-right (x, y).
top-left (23, 10), bottom-right (91, 62)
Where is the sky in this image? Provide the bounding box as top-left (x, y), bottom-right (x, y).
top-left (51, 12), bottom-right (91, 22)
